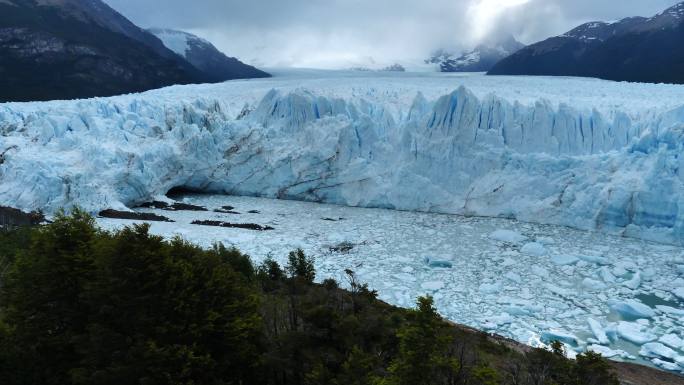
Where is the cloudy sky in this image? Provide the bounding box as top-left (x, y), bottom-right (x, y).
top-left (105, 0), bottom-right (677, 69)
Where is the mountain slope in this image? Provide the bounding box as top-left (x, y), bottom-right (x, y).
top-left (427, 35), bottom-right (524, 72)
top-left (0, 0), bottom-right (206, 102)
top-left (489, 2), bottom-right (684, 84)
top-left (149, 28), bottom-right (269, 82)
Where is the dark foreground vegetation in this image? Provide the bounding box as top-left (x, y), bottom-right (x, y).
top-left (0, 211), bottom-right (624, 385)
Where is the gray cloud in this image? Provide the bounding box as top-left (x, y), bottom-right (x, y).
top-left (105, 0), bottom-right (678, 68)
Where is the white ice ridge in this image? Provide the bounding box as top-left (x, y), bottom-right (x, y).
top-left (3, 71), bottom-right (684, 244)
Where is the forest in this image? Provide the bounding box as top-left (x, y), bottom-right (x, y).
top-left (0, 211), bottom-right (619, 385)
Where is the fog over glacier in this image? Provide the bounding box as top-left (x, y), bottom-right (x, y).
top-left (105, 0), bottom-right (675, 68)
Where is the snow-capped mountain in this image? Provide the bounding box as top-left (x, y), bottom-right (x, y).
top-left (0, 0), bottom-right (268, 102)
top-left (489, 2), bottom-right (684, 84)
top-left (427, 35), bottom-right (524, 72)
top-left (148, 28), bottom-right (269, 82)
top-left (0, 0), bottom-right (208, 102)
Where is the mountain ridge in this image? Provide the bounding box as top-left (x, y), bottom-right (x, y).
top-left (148, 28), bottom-right (269, 82)
top-left (0, 0), bottom-right (267, 102)
top-left (489, 2), bottom-right (684, 84)
top-left (427, 35), bottom-right (524, 72)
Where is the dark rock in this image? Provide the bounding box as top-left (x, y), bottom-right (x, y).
top-left (167, 202), bottom-right (207, 211)
top-left (138, 201), bottom-right (207, 211)
top-left (98, 209), bottom-right (173, 222)
top-left (247, 210), bottom-right (260, 214)
top-left (139, 201), bottom-right (170, 209)
top-left (329, 242), bottom-right (354, 253)
top-left (191, 220), bottom-right (274, 231)
top-left (214, 208), bottom-right (241, 214)
top-left (0, 206), bottom-right (45, 227)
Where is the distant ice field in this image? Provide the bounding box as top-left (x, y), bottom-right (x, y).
top-left (97, 194), bottom-right (684, 373)
top-left (5, 69), bottom-right (684, 119)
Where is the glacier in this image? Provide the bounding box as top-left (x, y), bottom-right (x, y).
top-left (3, 70), bottom-right (684, 244)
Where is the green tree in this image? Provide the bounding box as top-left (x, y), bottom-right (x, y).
top-left (334, 346), bottom-right (381, 385)
top-left (286, 249), bottom-right (315, 283)
top-left (574, 351), bottom-right (619, 385)
top-left (383, 296), bottom-right (458, 385)
top-left (0, 209), bottom-right (97, 385)
top-left (0, 213), bottom-right (263, 385)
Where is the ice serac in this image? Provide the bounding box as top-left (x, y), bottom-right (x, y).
top-left (3, 77), bottom-right (684, 244)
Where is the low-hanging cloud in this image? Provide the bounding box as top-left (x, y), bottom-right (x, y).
top-left (105, 0), bottom-right (677, 69)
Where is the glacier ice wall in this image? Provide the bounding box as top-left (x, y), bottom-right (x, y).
top-left (1, 83), bottom-right (684, 244)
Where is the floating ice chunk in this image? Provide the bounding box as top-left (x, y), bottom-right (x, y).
top-left (656, 306), bottom-right (684, 318)
top-left (642, 267), bottom-right (657, 281)
top-left (578, 254), bottom-right (610, 265)
top-left (599, 267), bottom-right (616, 283)
top-left (659, 333), bottom-right (684, 349)
top-left (640, 342), bottom-right (678, 360)
top-left (504, 271), bottom-right (522, 283)
top-left (479, 282), bottom-right (502, 294)
top-left (673, 287), bottom-right (684, 300)
top-left (421, 281), bottom-right (445, 291)
top-left (545, 283), bottom-right (571, 296)
top-left (609, 299), bottom-right (655, 319)
top-left (532, 266), bottom-right (549, 277)
top-left (587, 345), bottom-right (633, 359)
top-left (521, 242), bottom-right (547, 256)
top-left (541, 330), bottom-right (579, 346)
top-left (501, 258), bottom-right (516, 267)
top-left (622, 272), bottom-right (642, 290)
top-left (481, 313), bottom-right (513, 327)
top-left (604, 324), bottom-right (619, 342)
top-left (423, 257), bottom-right (453, 269)
top-left (393, 273), bottom-right (417, 282)
top-left (536, 236), bottom-right (555, 245)
top-left (587, 318), bottom-right (610, 345)
top-left (489, 229), bottom-right (526, 244)
top-left (583, 278), bottom-right (608, 292)
top-left (503, 305), bottom-right (530, 316)
top-left (652, 358), bottom-right (683, 372)
top-left (551, 254), bottom-right (579, 265)
top-left (616, 321), bottom-right (657, 344)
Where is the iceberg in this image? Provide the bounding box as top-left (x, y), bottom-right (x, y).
top-left (639, 342), bottom-right (678, 360)
top-left (587, 345), bottom-right (633, 359)
top-left (489, 229), bottom-right (527, 244)
top-left (541, 330), bottom-right (579, 346)
top-left (587, 318), bottom-right (610, 345)
top-left (520, 242), bottom-right (547, 257)
top-left (673, 287), bottom-right (684, 300)
top-left (616, 321), bottom-right (657, 345)
top-left (609, 299), bottom-right (655, 319)
top-left (551, 254), bottom-right (579, 266)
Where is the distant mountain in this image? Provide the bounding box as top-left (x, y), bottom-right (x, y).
top-left (0, 0), bottom-right (207, 102)
top-left (0, 0), bottom-right (267, 102)
top-left (427, 35), bottom-right (525, 72)
top-left (489, 2), bottom-right (684, 84)
top-left (149, 28), bottom-right (269, 82)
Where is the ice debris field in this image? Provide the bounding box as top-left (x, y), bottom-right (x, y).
top-left (97, 194), bottom-right (684, 373)
top-left (2, 70), bottom-right (684, 371)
